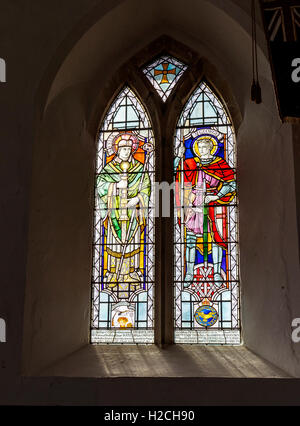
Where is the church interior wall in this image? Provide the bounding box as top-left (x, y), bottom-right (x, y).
top-left (1, 0), bottom-right (300, 404)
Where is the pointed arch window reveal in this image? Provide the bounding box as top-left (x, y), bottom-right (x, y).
top-left (91, 55), bottom-right (240, 345)
top-left (91, 87), bottom-right (155, 344)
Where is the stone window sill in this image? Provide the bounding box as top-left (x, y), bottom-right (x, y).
top-left (38, 344), bottom-right (290, 378)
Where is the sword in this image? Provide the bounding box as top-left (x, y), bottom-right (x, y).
top-left (202, 178), bottom-right (208, 267)
top-left (180, 131), bottom-right (185, 283)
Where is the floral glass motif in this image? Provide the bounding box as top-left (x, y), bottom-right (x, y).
top-left (174, 82), bottom-right (240, 345)
top-left (91, 87), bottom-right (155, 344)
top-left (143, 55), bottom-right (187, 102)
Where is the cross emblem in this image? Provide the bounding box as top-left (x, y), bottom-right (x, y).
top-left (154, 62), bottom-right (176, 84)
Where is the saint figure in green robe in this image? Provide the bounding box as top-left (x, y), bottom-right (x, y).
top-left (97, 133), bottom-right (151, 295)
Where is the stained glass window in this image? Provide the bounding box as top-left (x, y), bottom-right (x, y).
top-left (91, 87), bottom-right (155, 344)
top-left (174, 81), bottom-right (240, 345)
top-left (91, 56), bottom-right (241, 347)
top-left (143, 55), bottom-right (187, 102)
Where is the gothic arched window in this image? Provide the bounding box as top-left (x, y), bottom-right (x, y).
top-left (91, 87), bottom-right (155, 344)
top-left (91, 51), bottom-right (240, 345)
top-left (174, 82), bottom-right (240, 344)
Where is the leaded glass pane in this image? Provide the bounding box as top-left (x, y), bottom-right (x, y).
top-left (174, 81), bottom-right (240, 345)
top-left (143, 55), bottom-right (187, 102)
top-left (91, 87), bottom-right (155, 344)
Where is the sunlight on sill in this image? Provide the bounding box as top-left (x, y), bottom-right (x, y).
top-left (38, 344), bottom-right (290, 379)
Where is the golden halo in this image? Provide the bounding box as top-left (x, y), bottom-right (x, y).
top-left (112, 133), bottom-right (139, 153)
top-left (192, 136), bottom-right (218, 158)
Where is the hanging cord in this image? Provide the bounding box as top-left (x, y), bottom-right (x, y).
top-left (251, 0), bottom-right (262, 104)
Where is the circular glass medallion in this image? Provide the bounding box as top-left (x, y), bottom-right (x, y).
top-left (194, 305), bottom-right (218, 327)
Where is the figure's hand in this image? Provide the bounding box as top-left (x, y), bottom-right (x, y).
top-left (177, 145), bottom-right (185, 158)
top-left (117, 179), bottom-right (127, 189)
top-left (205, 195), bottom-right (218, 204)
top-left (127, 197), bottom-right (139, 208)
top-left (188, 192), bottom-right (196, 203)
